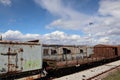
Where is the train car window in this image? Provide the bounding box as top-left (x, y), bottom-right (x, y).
top-left (80, 49), bottom-right (83, 53)
top-left (43, 49), bottom-right (49, 55)
top-left (63, 48), bottom-right (71, 54)
top-left (51, 49), bottom-right (57, 55)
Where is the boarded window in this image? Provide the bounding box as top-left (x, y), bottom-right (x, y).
top-left (114, 48), bottom-right (118, 56)
top-left (51, 49), bottom-right (57, 55)
top-left (43, 49), bottom-right (49, 55)
top-left (80, 49), bottom-right (83, 53)
top-left (63, 48), bottom-right (71, 54)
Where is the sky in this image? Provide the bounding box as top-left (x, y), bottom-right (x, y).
top-left (0, 0), bottom-right (120, 45)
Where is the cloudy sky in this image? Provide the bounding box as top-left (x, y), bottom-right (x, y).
top-left (0, 0), bottom-right (120, 45)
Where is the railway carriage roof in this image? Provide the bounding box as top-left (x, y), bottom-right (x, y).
top-left (0, 40), bottom-right (40, 45)
top-left (94, 44), bottom-right (117, 48)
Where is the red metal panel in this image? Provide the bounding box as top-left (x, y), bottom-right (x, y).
top-left (117, 46), bottom-right (120, 56)
top-left (93, 44), bottom-right (118, 58)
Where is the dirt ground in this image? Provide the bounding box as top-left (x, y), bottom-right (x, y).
top-left (91, 66), bottom-right (120, 80)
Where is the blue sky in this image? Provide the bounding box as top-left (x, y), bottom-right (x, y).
top-left (0, 0), bottom-right (120, 45)
top-left (0, 0), bottom-right (99, 34)
top-left (0, 0), bottom-right (55, 34)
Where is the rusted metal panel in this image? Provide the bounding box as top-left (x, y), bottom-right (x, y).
top-left (0, 40), bottom-right (42, 75)
top-left (43, 44), bottom-right (93, 60)
top-left (43, 44), bottom-right (94, 69)
top-left (93, 44), bottom-right (118, 58)
top-left (15, 74), bottom-right (41, 80)
top-left (117, 46), bottom-right (120, 56)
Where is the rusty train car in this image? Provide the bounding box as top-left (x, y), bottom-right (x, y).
top-left (42, 44), bottom-right (94, 69)
top-left (0, 40), bottom-right (120, 79)
top-left (93, 44), bottom-right (120, 58)
top-left (0, 40), bottom-right (43, 79)
top-left (43, 44), bottom-right (120, 71)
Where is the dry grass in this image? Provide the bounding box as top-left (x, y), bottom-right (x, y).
top-left (102, 69), bottom-right (120, 80)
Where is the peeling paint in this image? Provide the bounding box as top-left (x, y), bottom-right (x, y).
top-left (0, 40), bottom-right (42, 76)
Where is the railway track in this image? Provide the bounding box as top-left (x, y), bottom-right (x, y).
top-left (38, 57), bottom-right (120, 80)
top-left (53, 59), bottom-right (120, 80)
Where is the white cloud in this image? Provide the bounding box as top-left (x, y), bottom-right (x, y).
top-left (1, 30), bottom-right (119, 45)
top-left (98, 37), bottom-right (109, 44)
top-left (1, 30), bottom-right (90, 45)
top-left (0, 0), bottom-right (12, 6)
top-left (34, 0), bottom-right (120, 45)
top-left (34, 0), bottom-right (89, 30)
top-left (42, 30), bottom-right (83, 45)
top-left (83, 0), bottom-right (120, 45)
top-left (2, 30), bottom-right (40, 41)
top-left (99, 0), bottom-right (120, 17)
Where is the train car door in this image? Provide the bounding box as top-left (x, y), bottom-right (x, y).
top-left (0, 47), bottom-right (18, 73)
top-left (8, 47), bottom-right (18, 72)
top-left (0, 46), bottom-right (23, 73)
top-left (115, 48), bottom-right (118, 56)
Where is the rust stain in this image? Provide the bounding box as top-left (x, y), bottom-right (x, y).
top-left (7, 47), bottom-right (18, 72)
top-left (30, 45), bottom-right (33, 48)
top-left (21, 58), bottom-right (24, 61)
top-left (25, 77), bottom-right (34, 80)
top-left (18, 48), bottom-right (24, 53)
top-left (15, 74), bottom-right (41, 80)
top-left (0, 41), bottom-right (40, 45)
top-left (8, 47), bottom-right (10, 72)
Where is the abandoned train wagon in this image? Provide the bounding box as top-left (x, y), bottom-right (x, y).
top-left (93, 44), bottom-right (120, 59)
top-left (42, 44), bottom-right (93, 69)
top-left (0, 40), bottom-right (42, 79)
